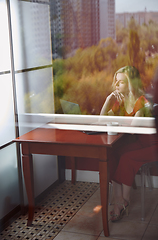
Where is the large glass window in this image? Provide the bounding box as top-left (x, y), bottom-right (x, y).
top-left (0, 0), bottom-right (57, 221)
top-left (0, 144), bottom-right (19, 219)
top-left (16, 69), bottom-right (54, 115)
top-left (9, 0), bottom-right (55, 136)
top-left (0, 0), bottom-right (11, 72)
top-left (51, 0), bottom-right (158, 130)
top-left (0, 0), bottom-right (20, 220)
top-left (0, 74), bottom-right (15, 146)
top-left (12, 0), bottom-right (52, 70)
top-left (0, 0), bottom-right (16, 146)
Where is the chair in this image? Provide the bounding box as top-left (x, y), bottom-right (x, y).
top-left (140, 161), bottom-right (158, 220)
top-left (108, 161), bottom-right (158, 220)
top-left (109, 182), bottom-right (113, 205)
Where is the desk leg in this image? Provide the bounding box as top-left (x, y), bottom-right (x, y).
top-left (99, 160), bottom-right (109, 237)
top-left (70, 157), bottom-right (76, 184)
top-left (58, 156), bottom-right (65, 183)
top-left (22, 154), bottom-right (34, 226)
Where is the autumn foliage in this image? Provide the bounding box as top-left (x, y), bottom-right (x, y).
top-left (53, 19), bottom-right (158, 114)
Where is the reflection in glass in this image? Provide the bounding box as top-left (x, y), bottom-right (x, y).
top-left (51, 0), bottom-right (158, 117)
top-left (0, 0), bottom-right (11, 72)
top-left (17, 0), bottom-right (52, 69)
top-left (0, 74), bottom-right (15, 146)
top-left (0, 144), bottom-right (20, 219)
top-left (16, 68), bottom-right (54, 114)
top-left (100, 66), bottom-right (153, 117)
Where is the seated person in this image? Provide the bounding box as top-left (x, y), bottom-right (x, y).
top-left (100, 65), bottom-right (152, 117)
top-left (100, 66), bottom-right (158, 222)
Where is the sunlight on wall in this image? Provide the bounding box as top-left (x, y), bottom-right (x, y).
top-left (0, 78), bottom-right (13, 129)
top-left (0, 1), bottom-right (11, 72)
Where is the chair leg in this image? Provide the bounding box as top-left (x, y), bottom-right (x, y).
top-left (109, 182), bottom-right (113, 205)
top-left (141, 165), bottom-right (145, 221)
top-left (146, 167), bottom-right (153, 190)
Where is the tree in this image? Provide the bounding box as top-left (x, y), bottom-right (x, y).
top-left (128, 29), bottom-right (140, 69)
top-left (128, 17), bottom-right (138, 31)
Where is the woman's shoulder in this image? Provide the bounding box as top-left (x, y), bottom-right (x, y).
top-left (136, 95), bottom-right (148, 102)
top-left (134, 95), bottom-right (148, 113)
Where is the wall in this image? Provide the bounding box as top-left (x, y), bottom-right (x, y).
top-left (0, 0), bottom-right (57, 224)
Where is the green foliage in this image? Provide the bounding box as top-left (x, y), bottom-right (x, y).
top-left (128, 29), bottom-right (140, 68)
top-left (112, 53), bottom-right (129, 74)
top-left (53, 72), bottom-right (76, 113)
top-left (23, 16), bottom-right (158, 115)
top-left (24, 86), bottom-right (54, 113)
top-left (128, 17), bottom-right (139, 31)
top-left (62, 38), bottom-right (119, 79)
top-left (62, 72), bottom-right (113, 115)
top-left (52, 19), bottom-right (158, 114)
top-left (53, 59), bottom-right (65, 77)
top-left (138, 21), bottom-right (158, 53)
top-left (116, 28), bottom-right (128, 44)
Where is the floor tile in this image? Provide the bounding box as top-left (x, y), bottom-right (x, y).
top-left (53, 231), bottom-right (98, 240)
top-left (87, 188), bottom-right (101, 203)
top-left (62, 201), bottom-right (103, 235)
top-left (100, 220), bottom-right (148, 240)
top-left (124, 204), bottom-right (155, 223)
top-left (150, 204), bottom-right (158, 225)
top-left (1, 181), bottom-right (158, 240)
top-left (142, 224), bottom-right (158, 240)
top-left (130, 187), bottom-right (158, 207)
top-left (0, 181), bottom-right (99, 240)
top-left (98, 237), bottom-right (124, 240)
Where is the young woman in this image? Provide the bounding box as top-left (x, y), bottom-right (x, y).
top-left (100, 66), bottom-right (158, 222)
top-left (100, 66), bottom-right (151, 117)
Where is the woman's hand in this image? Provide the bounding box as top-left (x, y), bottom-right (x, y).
top-left (100, 90), bottom-right (124, 115)
top-left (108, 90), bottom-right (125, 105)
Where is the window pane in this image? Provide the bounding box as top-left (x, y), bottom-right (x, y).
top-left (11, 0), bottom-right (52, 70)
top-left (0, 0), bottom-right (11, 72)
top-left (0, 144), bottom-right (20, 219)
top-left (0, 74), bottom-right (15, 146)
top-left (16, 68), bottom-right (54, 115)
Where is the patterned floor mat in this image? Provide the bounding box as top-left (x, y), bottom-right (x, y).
top-left (0, 181), bottom-right (99, 240)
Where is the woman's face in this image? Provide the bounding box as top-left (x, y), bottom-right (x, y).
top-left (115, 73), bottom-right (129, 95)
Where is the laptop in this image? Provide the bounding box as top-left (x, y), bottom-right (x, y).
top-left (60, 99), bottom-right (82, 114)
top-left (60, 99), bottom-right (103, 135)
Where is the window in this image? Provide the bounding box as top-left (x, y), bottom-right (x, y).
top-left (0, 0), bottom-right (56, 221)
top-left (52, 0), bottom-right (157, 132)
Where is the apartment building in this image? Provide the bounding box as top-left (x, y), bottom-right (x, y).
top-left (50, 0), bottom-right (64, 58)
top-left (100, 0), bottom-right (115, 40)
top-left (50, 0), bottom-right (115, 58)
top-left (116, 10), bottom-right (158, 28)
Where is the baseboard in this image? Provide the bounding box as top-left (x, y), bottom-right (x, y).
top-left (0, 205), bottom-right (21, 233)
top-left (135, 174), bottom-right (158, 188)
top-left (66, 169), bottom-right (158, 188)
top-left (35, 179), bottom-right (59, 203)
top-left (65, 169), bottom-right (99, 183)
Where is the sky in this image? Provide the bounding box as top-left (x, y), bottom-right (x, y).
top-left (115, 0), bottom-right (158, 13)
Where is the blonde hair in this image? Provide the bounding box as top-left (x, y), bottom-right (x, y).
top-left (113, 66), bottom-right (144, 97)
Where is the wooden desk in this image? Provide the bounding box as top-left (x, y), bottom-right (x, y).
top-left (14, 127), bottom-right (123, 237)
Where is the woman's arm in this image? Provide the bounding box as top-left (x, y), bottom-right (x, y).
top-left (100, 95), bottom-right (114, 115)
top-left (134, 109), bottom-right (144, 117)
top-left (134, 96), bottom-right (153, 117)
top-left (100, 91), bottom-right (124, 115)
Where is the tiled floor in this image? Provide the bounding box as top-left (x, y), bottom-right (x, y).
top-left (1, 181), bottom-right (158, 240)
top-left (0, 181), bottom-right (99, 240)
